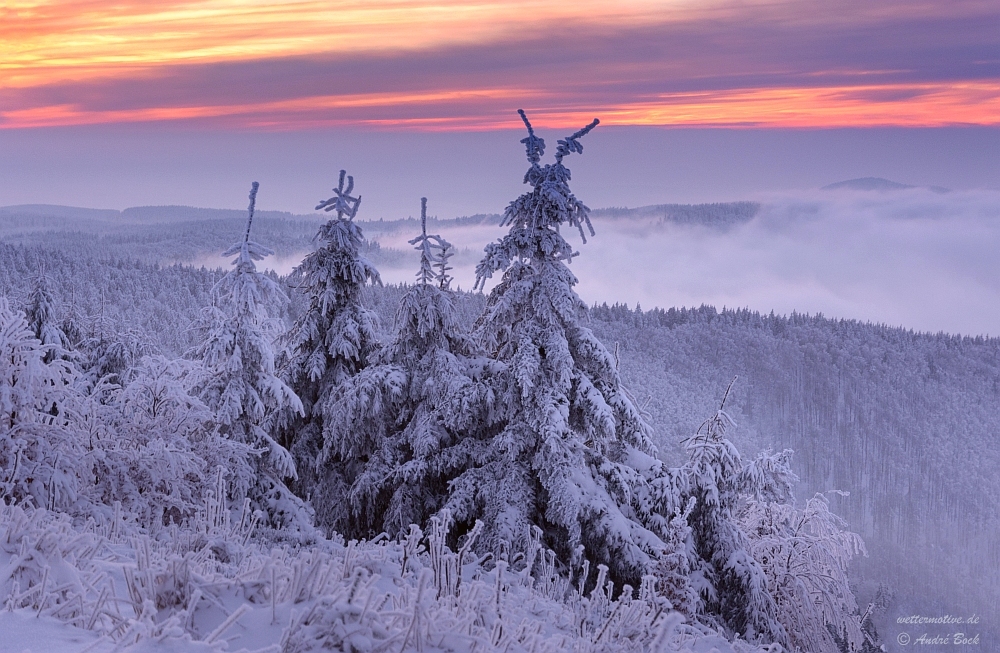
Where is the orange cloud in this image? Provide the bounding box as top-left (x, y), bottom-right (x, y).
top-left (3, 0), bottom-right (999, 129)
top-left (2, 0), bottom-right (686, 85)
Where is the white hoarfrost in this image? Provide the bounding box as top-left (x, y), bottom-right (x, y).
top-left (0, 500), bottom-right (776, 653)
top-left (25, 274), bottom-right (72, 362)
top-left (0, 296), bottom-right (80, 512)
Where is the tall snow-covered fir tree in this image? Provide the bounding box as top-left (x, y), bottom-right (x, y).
top-left (464, 110), bottom-right (669, 587)
top-left (195, 182), bottom-right (306, 531)
top-left (317, 198), bottom-right (502, 537)
top-left (277, 170), bottom-right (381, 515)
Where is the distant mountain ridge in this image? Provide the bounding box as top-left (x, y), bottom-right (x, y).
top-left (0, 203), bottom-right (317, 223)
top-left (822, 177), bottom-right (951, 193)
top-left (0, 204), bottom-right (123, 221)
top-left (1, 201), bottom-right (763, 230)
top-left (0, 204), bottom-right (327, 264)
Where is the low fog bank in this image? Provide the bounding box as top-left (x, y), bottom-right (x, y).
top-left (369, 188), bottom-right (1000, 337)
top-left (6, 187), bottom-right (1000, 336)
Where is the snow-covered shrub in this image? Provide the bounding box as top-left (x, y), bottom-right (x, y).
top-left (2, 296), bottom-right (252, 532)
top-left (651, 497), bottom-right (699, 620)
top-left (79, 322), bottom-right (157, 387)
top-left (24, 274), bottom-right (72, 362)
top-left (78, 355), bottom-right (255, 530)
top-left (740, 492), bottom-right (868, 653)
top-left (0, 297), bottom-right (83, 511)
top-left (636, 382), bottom-right (796, 646)
top-left (277, 171), bottom-right (381, 524)
top-left (640, 380), bottom-right (870, 650)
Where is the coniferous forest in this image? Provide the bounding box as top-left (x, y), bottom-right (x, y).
top-left (2, 115), bottom-right (996, 652)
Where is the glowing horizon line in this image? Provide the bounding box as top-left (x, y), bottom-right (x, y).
top-left (3, 82), bottom-right (999, 131)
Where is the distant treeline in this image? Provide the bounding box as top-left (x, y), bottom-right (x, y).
top-left (591, 201), bottom-right (760, 228)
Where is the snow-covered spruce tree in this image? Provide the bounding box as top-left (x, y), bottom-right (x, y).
top-left (277, 170), bottom-right (381, 517)
top-left (318, 198), bottom-right (501, 537)
top-left (651, 497), bottom-right (700, 620)
top-left (79, 310), bottom-right (156, 388)
top-left (0, 296), bottom-right (82, 510)
top-left (463, 111), bottom-right (667, 588)
top-left (195, 182), bottom-right (307, 532)
top-left (24, 274), bottom-right (71, 363)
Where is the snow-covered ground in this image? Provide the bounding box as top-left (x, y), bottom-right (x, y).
top-left (0, 502), bottom-right (767, 653)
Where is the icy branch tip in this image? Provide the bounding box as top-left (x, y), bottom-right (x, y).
top-left (518, 110), bottom-right (545, 164)
top-left (341, 170), bottom-right (354, 197)
top-left (315, 169), bottom-right (361, 218)
top-left (245, 181), bottom-right (259, 242)
top-left (248, 181), bottom-right (259, 215)
top-left (574, 118), bottom-right (600, 139)
top-left (720, 375), bottom-right (738, 411)
top-left (517, 109), bottom-right (534, 135)
top-left (555, 119), bottom-right (600, 162)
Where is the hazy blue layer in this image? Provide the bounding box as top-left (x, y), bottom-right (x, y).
top-left (2, 126), bottom-right (999, 218)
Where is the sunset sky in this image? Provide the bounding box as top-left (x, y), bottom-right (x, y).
top-left (2, 0), bottom-right (999, 214)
